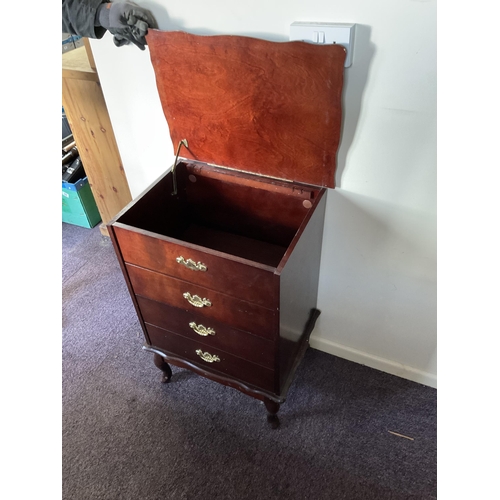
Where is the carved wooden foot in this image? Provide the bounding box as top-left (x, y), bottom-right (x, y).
top-left (264, 399), bottom-right (280, 429)
top-left (153, 353), bottom-right (172, 383)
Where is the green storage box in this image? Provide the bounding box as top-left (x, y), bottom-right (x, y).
top-left (62, 177), bottom-right (101, 228)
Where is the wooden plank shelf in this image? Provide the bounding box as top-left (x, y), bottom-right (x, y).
top-left (62, 43), bottom-right (132, 236)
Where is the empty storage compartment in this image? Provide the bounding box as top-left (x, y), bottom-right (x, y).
top-left (115, 162), bottom-right (321, 268)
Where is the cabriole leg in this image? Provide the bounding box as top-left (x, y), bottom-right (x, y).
top-left (153, 353), bottom-right (172, 383)
top-left (264, 399), bottom-right (280, 429)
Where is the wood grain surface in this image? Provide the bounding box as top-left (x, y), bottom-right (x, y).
top-left (146, 30), bottom-right (346, 188)
top-left (113, 224), bottom-right (277, 307)
top-left (137, 296), bottom-right (276, 366)
top-left (126, 264), bottom-right (276, 336)
top-left (63, 47), bottom-right (132, 234)
top-left (146, 324), bottom-right (276, 391)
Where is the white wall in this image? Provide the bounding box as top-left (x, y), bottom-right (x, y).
top-left (90, 0), bottom-right (437, 387)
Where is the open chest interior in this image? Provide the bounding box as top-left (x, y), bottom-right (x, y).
top-left (116, 161), bottom-right (322, 269)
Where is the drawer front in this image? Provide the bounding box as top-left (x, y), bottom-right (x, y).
top-left (137, 296), bottom-right (275, 367)
top-left (127, 264), bottom-right (276, 338)
top-left (146, 324), bottom-right (275, 392)
top-left (113, 226), bottom-right (276, 307)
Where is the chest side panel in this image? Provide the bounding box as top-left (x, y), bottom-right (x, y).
top-left (278, 190), bottom-right (327, 393)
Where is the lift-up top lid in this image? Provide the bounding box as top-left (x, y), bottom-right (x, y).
top-left (146, 29), bottom-right (346, 188)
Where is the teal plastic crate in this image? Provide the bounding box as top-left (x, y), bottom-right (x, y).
top-left (62, 177), bottom-right (101, 228)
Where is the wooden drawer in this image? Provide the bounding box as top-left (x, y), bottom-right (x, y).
top-left (136, 296), bottom-right (275, 367)
top-left (127, 264), bottom-right (276, 338)
top-left (113, 225), bottom-right (276, 307)
top-left (146, 324), bottom-right (275, 392)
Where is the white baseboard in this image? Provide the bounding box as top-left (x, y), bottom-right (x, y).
top-left (309, 336), bottom-right (437, 389)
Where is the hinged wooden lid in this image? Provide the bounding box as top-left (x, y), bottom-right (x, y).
top-left (147, 30), bottom-right (346, 188)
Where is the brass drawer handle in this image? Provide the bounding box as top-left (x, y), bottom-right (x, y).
top-left (183, 292), bottom-right (212, 308)
top-left (176, 256), bottom-right (207, 272)
top-left (196, 349), bottom-right (220, 363)
top-left (189, 322), bottom-right (216, 336)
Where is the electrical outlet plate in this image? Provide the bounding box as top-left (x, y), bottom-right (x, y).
top-left (290, 22), bottom-right (355, 67)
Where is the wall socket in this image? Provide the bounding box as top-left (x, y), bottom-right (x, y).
top-left (290, 22), bottom-right (355, 67)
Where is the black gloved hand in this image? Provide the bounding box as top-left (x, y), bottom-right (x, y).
top-left (97, 1), bottom-right (157, 50)
top-left (109, 27), bottom-right (147, 50)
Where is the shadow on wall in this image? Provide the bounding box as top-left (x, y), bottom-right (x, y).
top-left (316, 189), bottom-right (437, 378)
top-left (142, 2), bottom-right (175, 31)
top-left (336, 24), bottom-right (375, 188)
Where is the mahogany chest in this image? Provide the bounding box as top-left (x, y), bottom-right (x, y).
top-left (108, 30), bottom-right (346, 428)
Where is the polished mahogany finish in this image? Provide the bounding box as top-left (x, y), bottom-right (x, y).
top-left (108, 163), bottom-right (327, 427)
top-left (113, 224), bottom-right (277, 307)
top-left (146, 324), bottom-right (275, 392)
top-left (108, 30), bottom-right (346, 427)
top-left (136, 297), bottom-right (276, 366)
top-left (126, 264), bottom-right (275, 336)
top-left (153, 353), bottom-right (172, 383)
top-left (147, 30), bottom-right (346, 188)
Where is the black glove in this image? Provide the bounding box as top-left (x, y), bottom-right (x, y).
top-left (109, 27), bottom-right (147, 50)
top-left (96, 1), bottom-right (157, 50)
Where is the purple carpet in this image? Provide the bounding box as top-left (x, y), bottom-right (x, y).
top-left (62, 222), bottom-right (437, 500)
